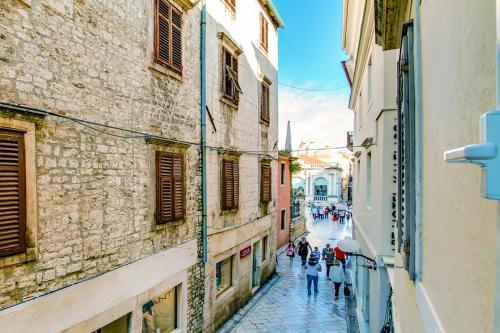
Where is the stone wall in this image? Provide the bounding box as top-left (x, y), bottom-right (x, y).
top-left (290, 195), bottom-right (307, 241)
top-left (0, 1), bottom-right (205, 328)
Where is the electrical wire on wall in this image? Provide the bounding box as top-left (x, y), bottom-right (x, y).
top-left (0, 102), bottom-right (365, 157)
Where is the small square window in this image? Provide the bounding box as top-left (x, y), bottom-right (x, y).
top-left (216, 256), bottom-right (233, 295)
top-left (262, 236), bottom-right (268, 261)
top-left (92, 313), bottom-right (130, 333)
top-left (280, 210), bottom-right (286, 230)
top-left (142, 287), bottom-right (178, 332)
top-left (280, 163), bottom-right (286, 185)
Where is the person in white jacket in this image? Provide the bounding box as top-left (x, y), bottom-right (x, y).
top-left (331, 260), bottom-right (345, 297)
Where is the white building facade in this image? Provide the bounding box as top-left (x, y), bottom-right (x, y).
top-left (342, 0), bottom-right (399, 331)
top-left (343, 0), bottom-right (499, 332)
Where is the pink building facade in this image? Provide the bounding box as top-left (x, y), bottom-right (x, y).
top-left (277, 153), bottom-right (292, 249)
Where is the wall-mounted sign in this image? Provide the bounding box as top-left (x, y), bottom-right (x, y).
top-left (240, 246), bottom-right (251, 258)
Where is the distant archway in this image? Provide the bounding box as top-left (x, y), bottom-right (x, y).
top-left (313, 177), bottom-right (328, 196)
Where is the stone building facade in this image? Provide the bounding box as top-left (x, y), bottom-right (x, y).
top-left (202, 0), bottom-right (283, 331)
top-left (0, 0), bottom-right (204, 332)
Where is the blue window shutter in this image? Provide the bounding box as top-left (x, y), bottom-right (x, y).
top-left (397, 20), bottom-right (416, 281)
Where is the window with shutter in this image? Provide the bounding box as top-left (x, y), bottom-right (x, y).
top-left (260, 14), bottom-right (269, 52)
top-left (0, 130), bottom-right (26, 257)
top-left (222, 47), bottom-right (241, 104)
top-left (260, 164), bottom-right (271, 204)
top-left (222, 159), bottom-right (239, 210)
top-left (396, 21), bottom-right (416, 281)
top-left (261, 83), bottom-right (270, 123)
top-left (155, 0), bottom-right (183, 74)
top-left (156, 152), bottom-right (184, 224)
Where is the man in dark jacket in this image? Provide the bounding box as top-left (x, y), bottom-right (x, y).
top-left (297, 238), bottom-right (312, 267)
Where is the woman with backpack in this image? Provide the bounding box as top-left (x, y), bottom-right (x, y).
top-left (305, 256), bottom-right (322, 296)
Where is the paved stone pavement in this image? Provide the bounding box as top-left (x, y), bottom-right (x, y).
top-left (219, 207), bottom-right (357, 333)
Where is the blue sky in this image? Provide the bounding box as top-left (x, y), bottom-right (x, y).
top-left (273, 0), bottom-right (353, 149)
top-left (273, 0), bottom-right (348, 89)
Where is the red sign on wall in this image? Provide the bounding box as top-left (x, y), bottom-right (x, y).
top-left (240, 246), bottom-right (251, 258)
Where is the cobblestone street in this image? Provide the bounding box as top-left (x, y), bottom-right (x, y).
top-left (219, 209), bottom-right (358, 333)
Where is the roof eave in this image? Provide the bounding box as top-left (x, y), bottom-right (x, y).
top-left (259, 0), bottom-right (285, 29)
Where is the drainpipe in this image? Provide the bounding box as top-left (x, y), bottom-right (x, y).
top-left (413, 0), bottom-right (423, 280)
top-left (200, 0), bottom-right (208, 263)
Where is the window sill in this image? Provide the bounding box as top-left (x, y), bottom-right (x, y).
top-left (0, 247), bottom-right (37, 269)
top-left (221, 208), bottom-right (238, 215)
top-left (220, 96), bottom-right (239, 109)
top-left (215, 285), bottom-right (236, 305)
top-left (151, 218), bottom-right (185, 231)
top-left (148, 62), bottom-right (183, 82)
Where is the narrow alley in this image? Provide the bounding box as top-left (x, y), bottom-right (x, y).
top-left (218, 209), bottom-right (359, 333)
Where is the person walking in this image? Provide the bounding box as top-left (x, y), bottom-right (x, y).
top-left (305, 256), bottom-right (322, 295)
top-left (311, 204), bottom-right (317, 219)
top-left (331, 259), bottom-right (344, 297)
top-left (339, 209), bottom-right (346, 224)
top-left (297, 238), bottom-right (312, 267)
top-left (286, 241), bottom-right (296, 263)
top-left (316, 206), bottom-right (322, 220)
top-left (324, 247), bottom-right (335, 280)
top-left (311, 246), bottom-right (321, 260)
top-left (321, 243), bottom-right (331, 259)
top-left (334, 244), bottom-right (347, 272)
top-left (324, 206), bottom-right (330, 219)
top-left (332, 211), bottom-right (339, 223)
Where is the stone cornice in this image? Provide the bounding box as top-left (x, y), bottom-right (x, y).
top-left (217, 32), bottom-right (243, 56)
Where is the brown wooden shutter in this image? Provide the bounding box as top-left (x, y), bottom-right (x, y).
top-left (225, 0), bottom-right (236, 12)
top-left (0, 130), bottom-right (26, 257)
top-left (264, 19), bottom-right (269, 50)
top-left (156, 152), bottom-right (184, 223)
top-left (155, 0), bottom-right (183, 74)
top-left (171, 6), bottom-right (183, 72)
top-left (261, 164), bottom-right (271, 204)
top-left (261, 83), bottom-right (270, 122)
top-left (260, 14), bottom-right (269, 51)
top-left (223, 48), bottom-right (233, 97)
top-left (222, 159), bottom-right (234, 210)
top-left (155, 0), bottom-right (171, 66)
top-left (172, 154), bottom-right (184, 220)
top-left (232, 160), bottom-right (239, 208)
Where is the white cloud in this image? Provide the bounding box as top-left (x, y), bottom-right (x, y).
top-left (278, 86), bottom-right (353, 150)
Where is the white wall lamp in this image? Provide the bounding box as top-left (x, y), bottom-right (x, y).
top-left (337, 238), bottom-right (377, 270)
top-left (444, 110), bottom-right (500, 200)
